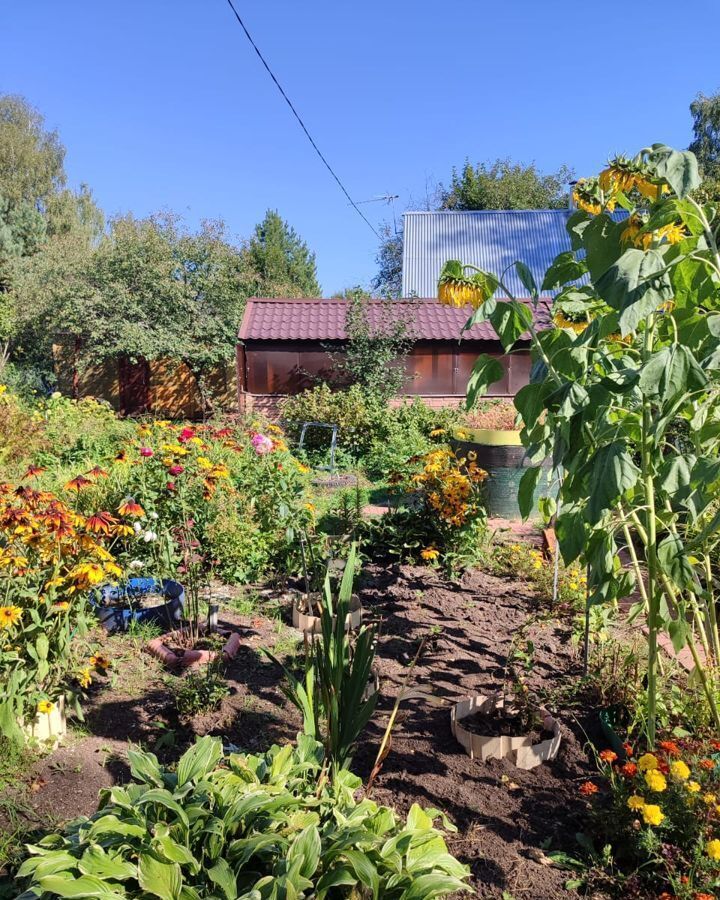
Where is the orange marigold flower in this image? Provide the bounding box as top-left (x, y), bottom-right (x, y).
top-left (658, 740), bottom-right (681, 757)
top-left (599, 750), bottom-right (618, 764)
top-left (700, 759), bottom-right (716, 771)
top-left (579, 781), bottom-right (599, 796)
top-left (622, 742), bottom-right (634, 757)
top-left (620, 762), bottom-right (638, 778)
top-left (695, 894), bottom-right (715, 900)
top-left (118, 498), bottom-right (145, 518)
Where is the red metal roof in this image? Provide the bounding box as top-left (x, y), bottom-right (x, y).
top-left (238, 297), bottom-right (552, 342)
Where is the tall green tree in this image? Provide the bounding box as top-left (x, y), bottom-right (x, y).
top-left (371, 223), bottom-right (403, 299)
top-left (13, 214), bottom-right (250, 413)
top-left (440, 158), bottom-right (573, 210)
top-left (245, 209), bottom-right (320, 297)
top-left (689, 92), bottom-right (720, 200)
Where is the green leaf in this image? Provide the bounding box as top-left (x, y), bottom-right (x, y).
top-left (555, 510), bottom-right (587, 565)
top-left (586, 443), bottom-right (640, 524)
top-left (207, 859), bottom-right (237, 900)
top-left (137, 789), bottom-right (190, 828)
top-left (514, 382), bottom-right (549, 428)
top-left (596, 249), bottom-right (673, 334)
top-left (126, 748), bottom-right (165, 788)
top-left (465, 354), bottom-right (504, 410)
top-left (399, 874), bottom-right (471, 900)
top-left (37, 873), bottom-right (124, 899)
top-left (657, 534), bottom-right (695, 590)
top-left (138, 853), bottom-right (182, 900)
top-left (518, 467), bottom-right (541, 520)
top-left (515, 260), bottom-right (538, 299)
top-left (78, 846), bottom-right (136, 881)
top-left (541, 251), bottom-right (587, 291)
top-left (176, 735), bottom-right (223, 787)
top-left (488, 300), bottom-right (533, 351)
top-left (582, 213), bottom-right (624, 282)
top-left (648, 145), bottom-right (700, 198)
top-left (638, 345), bottom-right (708, 403)
top-left (288, 824), bottom-right (321, 880)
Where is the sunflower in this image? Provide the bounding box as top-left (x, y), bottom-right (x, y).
top-left (552, 312), bottom-right (589, 334)
top-left (0, 605), bottom-right (22, 629)
top-left (437, 261), bottom-right (497, 309)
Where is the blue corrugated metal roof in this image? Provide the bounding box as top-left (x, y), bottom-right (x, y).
top-left (402, 209), bottom-right (584, 298)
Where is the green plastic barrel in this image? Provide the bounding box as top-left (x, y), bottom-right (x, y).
top-left (451, 427), bottom-right (551, 520)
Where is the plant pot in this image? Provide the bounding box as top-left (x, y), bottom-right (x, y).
top-left (146, 628), bottom-right (241, 671)
top-left (450, 693), bottom-right (561, 770)
top-left (291, 592), bottom-right (363, 635)
top-left (23, 695), bottom-right (66, 745)
top-left (90, 578), bottom-right (185, 634)
top-left (452, 427), bottom-right (553, 520)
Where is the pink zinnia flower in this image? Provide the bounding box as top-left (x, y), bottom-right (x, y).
top-left (139, 447), bottom-right (154, 458)
top-left (251, 433), bottom-right (273, 455)
top-left (178, 427), bottom-right (195, 443)
top-left (166, 481), bottom-right (176, 492)
top-left (169, 464), bottom-right (184, 476)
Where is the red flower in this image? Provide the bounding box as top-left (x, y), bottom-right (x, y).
top-left (658, 740), bottom-right (681, 757)
top-left (599, 750), bottom-right (618, 764)
top-left (168, 465), bottom-right (184, 476)
top-left (166, 481), bottom-right (176, 492)
top-left (178, 427), bottom-right (195, 443)
top-left (139, 447), bottom-right (154, 458)
top-left (579, 781), bottom-right (599, 796)
top-left (657, 760), bottom-right (670, 774)
top-left (620, 762), bottom-right (638, 778)
top-left (622, 743), bottom-right (634, 757)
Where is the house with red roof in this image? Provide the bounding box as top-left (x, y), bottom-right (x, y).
top-left (236, 296), bottom-right (551, 417)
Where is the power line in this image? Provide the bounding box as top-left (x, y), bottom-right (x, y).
top-left (222, 0), bottom-right (381, 241)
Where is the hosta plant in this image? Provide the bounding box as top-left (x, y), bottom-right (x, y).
top-left (440, 144), bottom-right (720, 745)
top-left (12, 734), bottom-right (471, 899)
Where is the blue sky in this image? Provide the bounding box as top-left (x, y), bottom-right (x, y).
top-left (2, 0), bottom-right (719, 294)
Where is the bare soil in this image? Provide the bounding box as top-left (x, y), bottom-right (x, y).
top-left (1, 562), bottom-right (606, 898)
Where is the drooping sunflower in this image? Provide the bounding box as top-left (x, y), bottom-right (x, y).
top-left (437, 260), bottom-right (498, 309)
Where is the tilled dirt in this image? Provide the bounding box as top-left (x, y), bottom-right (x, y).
top-left (2, 564), bottom-right (603, 897)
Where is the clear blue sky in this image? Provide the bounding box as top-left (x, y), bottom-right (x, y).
top-left (2, 0), bottom-right (719, 294)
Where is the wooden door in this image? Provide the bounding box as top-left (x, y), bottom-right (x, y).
top-left (118, 357), bottom-right (150, 416)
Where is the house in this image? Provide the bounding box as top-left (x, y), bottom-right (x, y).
top-left (237, 209), bottom-right (574, 416)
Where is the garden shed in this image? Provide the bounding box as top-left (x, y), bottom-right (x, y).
top-left (236, 297), bottom-right (552, 416)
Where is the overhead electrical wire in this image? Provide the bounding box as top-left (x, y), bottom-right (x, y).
top-left (223, 0), bottom-right (381, 240)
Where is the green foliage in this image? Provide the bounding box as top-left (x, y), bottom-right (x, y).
top-left (269, 545), bottom-right (378, 771)
top-left (281, 385), bottom-right (460, 469)
top-left (11, 734), bottom-right (470, 898)
top-left (447, 144), bottom-right (720, 745)
top-left (440, 158), bottom-right (573, 210)
top-left (246, 209), bottom-right (320, 297)
top-left (171, 659), bottom-right (229, 718)
top-left (332, 294), bottom-right (415, 401)
top-left (372, 222), bottom-right (403, 299)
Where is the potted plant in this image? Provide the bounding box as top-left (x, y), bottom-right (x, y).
top-left (452, 400), bottom-right (551, 519)
top-left (450, 637), bottom-right (561, 770)
top-left (146, 519), bottom-right (241, 669)
top-left (90, 577), bottom-right (185, 634)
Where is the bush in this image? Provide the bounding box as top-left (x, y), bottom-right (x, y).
top-left (13, 734), bottom-right (471, 898)
top-left (281, 385), bottom-right (462, 471)
top-left (582, 738), bottom-right (720, 897)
